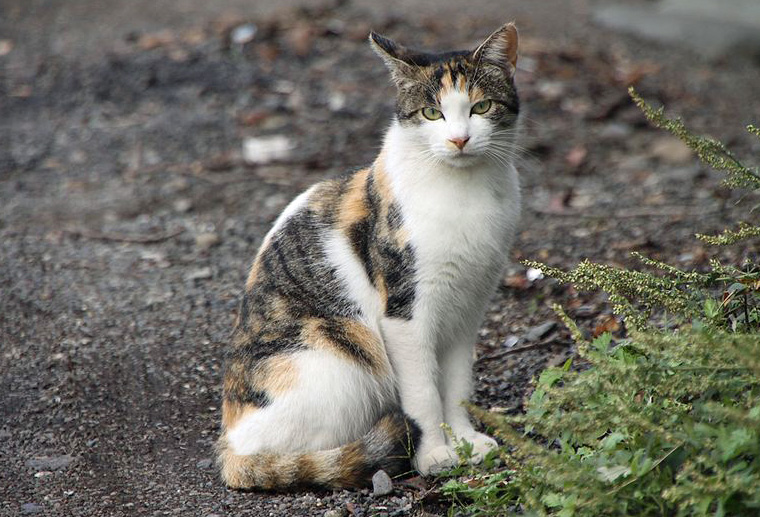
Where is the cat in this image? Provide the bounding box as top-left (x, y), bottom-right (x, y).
top-left (217, 22), bottom-right (521, 490)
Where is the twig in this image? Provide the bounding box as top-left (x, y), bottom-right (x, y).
top-left (64, 227), bottom-right (185, 244)
top-left (531, 205), bottom-right (721, 219)
top-left (478, 340), bottom-right (561, 362)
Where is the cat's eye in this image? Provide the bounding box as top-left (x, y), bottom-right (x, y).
top-left (421, 107), bottom-right (443, 121)
top-left (471, 100), bottom-right (492, 115)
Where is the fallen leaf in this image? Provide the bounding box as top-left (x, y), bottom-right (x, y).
top-left (288, 23), bottom-right (314, 57)
top-left (650, 136), bottom-right (693, 165)
top-left (593, 315), bottom-right (620, 337)
top-left (137, 30), bottom-right (175, 50)
top-left (565, 145), bottom-right (588, 169)
top-left (0, 39), bottom-right (13, 56)
top-left (504, 273), bottom-right (529, 290)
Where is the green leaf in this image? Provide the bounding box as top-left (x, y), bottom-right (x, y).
top-left (541, 492), bottom-right (564, 508)
top-left (537, 368), bottom-right (564, 388)
top-left (597, 465), bottom-right (632, 482)
top-left (600, 432), bottom-right (627, 450)
top-left (592, 332), bottom-right (613, 353)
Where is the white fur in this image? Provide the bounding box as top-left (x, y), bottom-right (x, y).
top-left (260, 185), bottom-right (315, 248)
top-left (228, 348), bottom-right (394, 455)
top-left (322, 229), bottom-right (385, 336)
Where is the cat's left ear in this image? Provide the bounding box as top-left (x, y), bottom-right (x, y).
top-left (369, 32), bottom-right (419, 87)
top-left (473, 22), bottom-right (518, 75)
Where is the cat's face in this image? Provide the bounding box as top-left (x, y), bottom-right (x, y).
top-left (371, 24), bottom-right (520, 168)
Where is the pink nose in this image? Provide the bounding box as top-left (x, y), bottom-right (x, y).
top-left (448, 137), bottom-right (470, 150)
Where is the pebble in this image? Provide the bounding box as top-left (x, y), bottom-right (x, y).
top-left (650, 136), bottom-right (693, 165)
top-left (196, 458), bottom-right (213, 469)
top-left (231, 23), bottom-right (257, 45)
top-left (525, 267), bottom-right (544, 282)
top-left (524, 322), bottom-right (557, 342)
top-left (371, 469), bottom-right (393, 496)
top-left (242, 135), bottom-right (293, 165)
top-left (26, 455), bottom-right (75, 471)
top-left (0, 39), bottom-right (13, 57)
top-left (599, 122), bottom-right (633, 140)
top-left (21, 503), bottom-right (43, 514)
top-left (195, 232), bottom-right (221, 251)
top-left (186, 267), bottom-right (213, 281)
top-left (575, 305), bottom-right (599, 318)
top-left (502, 335), bottom-right (519, 348)
top-left (323, 509), bottom-right (347, 517)
top-left (173, 198), bottom-right (193, 213)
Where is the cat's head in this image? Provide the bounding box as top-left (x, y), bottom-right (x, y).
top-left (370, 23), bottom-right (520, 168)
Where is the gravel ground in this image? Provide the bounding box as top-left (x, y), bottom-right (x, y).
top-left (2, 0), bottom-right (759, 515)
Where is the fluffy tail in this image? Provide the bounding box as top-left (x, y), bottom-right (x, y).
top-left (217, 410), bottom-right (420, 490)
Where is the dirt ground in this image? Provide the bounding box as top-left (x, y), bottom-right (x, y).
top-left (2, 0), bottom-right (759, 515)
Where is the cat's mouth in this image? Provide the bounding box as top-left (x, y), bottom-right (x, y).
top-left (443, 151), bottom-right (482, 167)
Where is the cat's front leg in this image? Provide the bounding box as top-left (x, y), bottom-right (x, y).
top-left (440, 340), bottom-right (498, 463)
top-left (381, 319), bottom-right (459, 475)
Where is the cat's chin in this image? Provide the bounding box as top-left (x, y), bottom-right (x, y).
top-left (440, 153), bottom-right (487, 169)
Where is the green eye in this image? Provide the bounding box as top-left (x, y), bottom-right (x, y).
top-left (421, 107), bottom-right (443, 120)
top-left (471, 99), bottom-right (492, 115)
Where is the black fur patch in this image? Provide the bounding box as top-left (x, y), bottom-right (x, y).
top-left (318, 318), bottom-right (376, 369)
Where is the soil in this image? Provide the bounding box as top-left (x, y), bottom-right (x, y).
top-left (1, 0), bottom-right (759, 516)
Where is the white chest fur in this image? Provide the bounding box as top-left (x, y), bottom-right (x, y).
top-left (384, 125), bottom-right (521, 341)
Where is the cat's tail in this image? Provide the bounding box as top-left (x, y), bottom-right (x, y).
top-left (216, 410), bottom-right (420, 490)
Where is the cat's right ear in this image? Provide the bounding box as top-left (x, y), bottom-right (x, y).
top-left (369, 32), bottom-right (417, 88)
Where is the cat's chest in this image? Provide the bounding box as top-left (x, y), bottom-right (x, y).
top-left (399, 170), bottom-right (520, 284)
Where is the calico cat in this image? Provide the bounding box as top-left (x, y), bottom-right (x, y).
top-left (217, 22), bottom-right (521, 490)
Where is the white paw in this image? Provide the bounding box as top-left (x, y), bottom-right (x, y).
top-left (413, 444), bottom-right (459, 475)
top-left (459, 432), bottom-right (498, 464)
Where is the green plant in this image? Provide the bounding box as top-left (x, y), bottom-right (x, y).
top-left (441, 90), bottom-right (760, 516)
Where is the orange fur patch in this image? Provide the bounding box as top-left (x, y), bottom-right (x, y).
top-left (255, 355), bottom-right (298, 395)
top-left (244, 258), bottom-right (262, 291)
top-left (221, 401), bottom-right (259, 430)
top-left (337, 168), bottom-right (370, 231)
top-left (301, 318), bottom-right (388, 374)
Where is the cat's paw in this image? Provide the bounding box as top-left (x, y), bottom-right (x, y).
top-left (459, 432), bottom-right (498, 464)
top-left (413, 444), bottom-right (459, 475)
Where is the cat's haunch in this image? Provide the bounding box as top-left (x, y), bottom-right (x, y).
top-left (217, 22), bottom-right (521, 490)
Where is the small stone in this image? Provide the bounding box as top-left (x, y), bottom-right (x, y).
top-left (195, 232), bottom-right (221, 251)
top-left (599, 122), bottom-right (633, 140)
top-left (575, 305), bottom-right (599, 318)
top-left (328, 92), bottom-right (347, 112)
top-left (196, 458), bottom-right (213, 469)
top-left (537, 80), bottom-right (566, 102)
top-left (26, 455), bottom-right (75, 471)
top-left (173, 198), bottom-right (193, 213)
top-left (502, 335), bottom-right (519, 348)
top-left (323, 509), bottom-right (347, 517)
top-left (371, 469), bottom-right (393, 496)
top-left (524, 321), bottom-right (557, 342)
top-left (525, 267), bottom-right (544, 282)
top-left (231, 23), bottom-right (257, 45)
top-left (650, 136), bottom-right (693, 165)
top-left (242, 135), bottom-right (293, 165)
top-left (0, 39), bottom-right (13, 56)
top-left (21, 503), bottom-right (43, 514)
top-left (186, 267), bottom-right (213, 281)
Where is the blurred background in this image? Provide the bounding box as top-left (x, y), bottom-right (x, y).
top-left (1, 0), bottom-right (759, 515)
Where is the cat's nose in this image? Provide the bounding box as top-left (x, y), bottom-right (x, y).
top-left (448, 137), bottom-right (470, 150)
